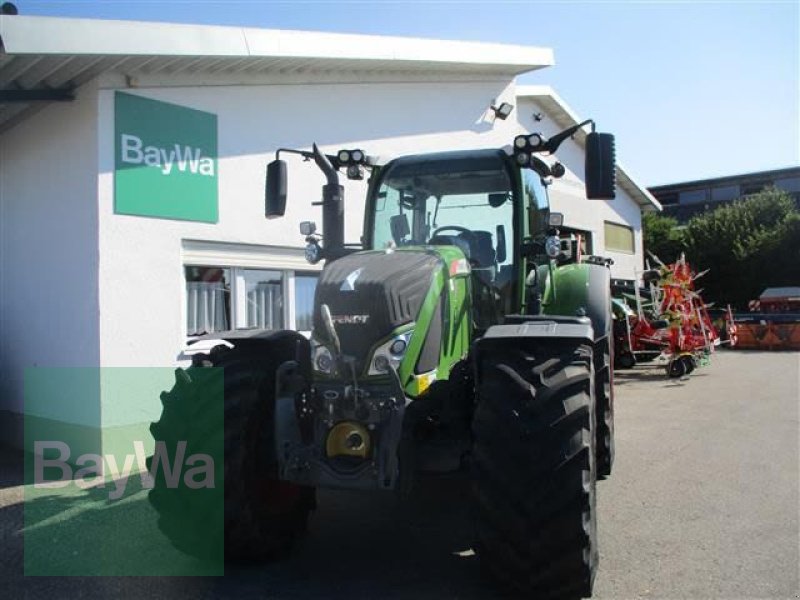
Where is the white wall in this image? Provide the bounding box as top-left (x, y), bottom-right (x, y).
top-left (516, 97), bottom-right (645, 281)
top-left (95, 78), bottom-right (520, 372)
top-left (0, 81), bottom-right (100, 438)
top-left (0, 74), bottom-right (646, 447)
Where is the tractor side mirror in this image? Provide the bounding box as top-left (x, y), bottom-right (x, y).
top-left (265, 159), bottom-right (288, 218)
top-left (585, 132), bottom-right (616, 200)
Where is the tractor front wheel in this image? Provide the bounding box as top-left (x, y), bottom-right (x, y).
top-left (472, 339), bottom-right (597, 598)
top-left (148, 341), bottom-right (315, 562)
top-left (595, 336), bottom-right (614, 479)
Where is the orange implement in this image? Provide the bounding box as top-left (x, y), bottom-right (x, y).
top-left (733, 318), bottom-right (800, 350)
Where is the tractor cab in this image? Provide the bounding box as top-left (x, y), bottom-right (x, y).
top-left (365, 148), bottom-right (551, 326)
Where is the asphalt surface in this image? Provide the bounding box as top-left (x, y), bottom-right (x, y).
top-left (1, 350), bottom-right (798, 599)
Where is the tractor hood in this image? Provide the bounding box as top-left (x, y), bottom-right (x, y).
top-left (313, 249), bottom-right (444, 363)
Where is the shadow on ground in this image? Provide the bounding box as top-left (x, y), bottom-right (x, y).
top-left (613, 366), bottom-right (711, 389)
top-left (0, 443), bottom-right (22, 489)
top-left (0, 453), bottom-right (508, 599)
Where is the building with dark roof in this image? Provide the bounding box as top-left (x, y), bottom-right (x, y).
top-left (648, 166), bottom-right (800, 222)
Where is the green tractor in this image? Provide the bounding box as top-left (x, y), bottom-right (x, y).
top-left (149, 122), bottom-right (617, 597)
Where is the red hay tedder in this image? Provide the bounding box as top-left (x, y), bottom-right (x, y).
top-left (613, 254), bottom-right (730, 378)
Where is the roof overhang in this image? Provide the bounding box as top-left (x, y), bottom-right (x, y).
top-left (0, 15), bottom-right (554, 133)
top-left (516, 84), bottom-right (661, 211)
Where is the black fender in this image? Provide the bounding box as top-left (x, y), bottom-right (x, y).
top-left (187, 328), bottom-right (312, 372)
top-left (476, 316), bottom-right (595, 386)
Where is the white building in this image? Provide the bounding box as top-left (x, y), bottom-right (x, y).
top-left (516, 85), bottom-right (660, 280)
top-left (0, 15), bottom-right (658, 450)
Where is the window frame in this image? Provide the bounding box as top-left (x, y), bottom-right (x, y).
top-left (184, 264), bottom-right (319, 338)
top-left (603, 221), bottom-right (635, 255)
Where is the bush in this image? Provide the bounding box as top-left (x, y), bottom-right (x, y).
top-left (643, 187), bottom-right (798, 309)
top-left (642, 211), bottom-right (685, 263)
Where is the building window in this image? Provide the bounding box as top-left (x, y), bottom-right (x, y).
top-left (185, 267), bottom-right (232, 336)
top-left (655, 192), bottom-right (679, 206)
top-left (295, 273), bottom-right (318, 332)
top-left (711, 185), bottom-right (739, 202)
top-left (604, 221), bottom-right (635, 254)
top-left (185, 266), bottom-right (318, 336)
top-left (679, 189), bottom-right (707, 205)
top-left (741, 181), bottom-right (769, 196)
top-left (241, 269), bottom-right (284, 330)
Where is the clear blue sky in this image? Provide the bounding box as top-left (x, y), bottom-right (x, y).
top-left (12, 0), bottom-right (800, 186)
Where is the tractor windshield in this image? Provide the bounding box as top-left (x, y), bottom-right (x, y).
top-left (369, 151), bottom-right (515, 279)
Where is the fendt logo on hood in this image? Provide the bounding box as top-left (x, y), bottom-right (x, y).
top-left (340, 268), bottom-right (363, 291)
top-left (114, 92), bottom-right (218, 223)
top-left (331, 314), bottom-right (370, 325)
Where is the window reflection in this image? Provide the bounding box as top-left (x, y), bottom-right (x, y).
top-left (184, 266), bottom-right (319, 336)
top-left (185, 267), bottom-right (231, 335)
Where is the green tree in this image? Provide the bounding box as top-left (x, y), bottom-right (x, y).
top-left (642, 211), bottom-right (685, 263)
top-left (680, 187), bottom-right (797, 308)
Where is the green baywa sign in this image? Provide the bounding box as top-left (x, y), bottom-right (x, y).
top-left (114, 92), bottom-right (218, 223)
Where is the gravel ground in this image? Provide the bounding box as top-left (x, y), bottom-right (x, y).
top-left (1, 349), bottom-right (798, 599)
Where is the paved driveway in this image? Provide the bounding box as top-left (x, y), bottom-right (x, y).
top-left (1, 350), bottom-right (798, 598)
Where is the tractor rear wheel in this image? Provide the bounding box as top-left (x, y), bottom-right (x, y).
top-left (148, 340), bottom-right (315, 562)
top-left (472, 339), bottom-right (597, 598)
top-left (595, 336), bottom-right (615, 479)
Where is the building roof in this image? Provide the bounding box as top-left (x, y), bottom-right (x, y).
top-left (0, 15), bottom-right (554, 133)
top-left (648, 165), bottom-right (800, 194)
top-left (515, 85), bottom-right (661, 211)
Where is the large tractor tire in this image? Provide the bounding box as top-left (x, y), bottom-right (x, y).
top-left (472, 339), bottom-right (597, 599)
top-left (148, 338), bottom-right (315, 562)
top-left (594, 336), bottom-right (615, 480)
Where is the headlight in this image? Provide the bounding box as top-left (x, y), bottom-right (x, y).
top-left (389, 338), bottom-right (407, 355)
top-left (368, 330), bottom-right (413, 376)
top-left (312, 343), bottom-right (334, 374)
top-left (372, 355), bottom-right (391, 373)
top-left (528, 132), bottom-right (544, 148)
top-left (305, 242), bottom-right (322, 264)
top-left (545, 235), bottom-right (561, 258)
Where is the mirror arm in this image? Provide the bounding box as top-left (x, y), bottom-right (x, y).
top-left (529, 155), bottom-right (551, 179)
top-left (275, 147), bottom-right (347, 171)
top-left (542, 119), bottom-right (595, 154)
top-left (275, 147), bottom-right (315, 161)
